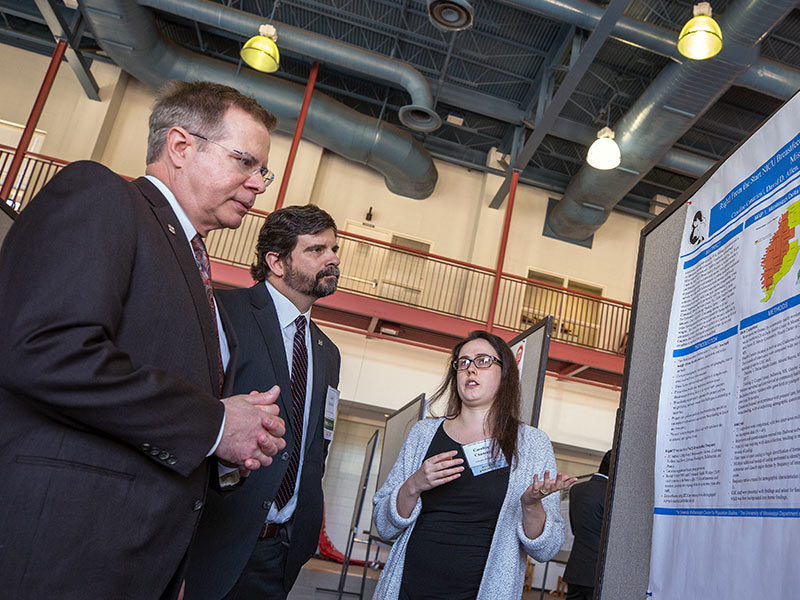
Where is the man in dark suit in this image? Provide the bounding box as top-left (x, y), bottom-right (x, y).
top-left (0, 81), bottom-right (286, 600)
top-left (185, 204), bottom-right (342, 600)
top-left (563, 450), bottom-right (612, 600)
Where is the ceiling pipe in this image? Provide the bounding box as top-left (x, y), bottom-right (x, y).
top-left (501, 0), bottom-right (800, 100)
top-left (549, 116), bottom-right (715, 177)
top-left (133, 0), bottom-right (719, 181)
top-left (137, 0), bottom-right (442, 133)
top-left (78, 0), bottom-right (437, 199)
top-left (547, 0), bottom-right (797, 241)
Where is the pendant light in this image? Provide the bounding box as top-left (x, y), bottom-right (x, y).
top-left (677, 2), bottom-right (723, 61)
top-left (587, 126), bottom-right (621, 170)
top-left (241, 24), bottom-right (280, 73)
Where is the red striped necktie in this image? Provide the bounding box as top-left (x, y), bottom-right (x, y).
top-left (190, 234), bottom-right (224, 395)
top-left (274, 314), bottom-right (308, 509)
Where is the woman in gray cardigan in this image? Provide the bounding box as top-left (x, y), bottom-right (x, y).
top-left (372, 330), bottom-right (576, 599)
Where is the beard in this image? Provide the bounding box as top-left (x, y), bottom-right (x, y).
top-left (284, 262), bottom-right (340, 298)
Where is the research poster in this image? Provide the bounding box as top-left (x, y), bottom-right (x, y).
top-left (649, 92), bottom-right (800, 598)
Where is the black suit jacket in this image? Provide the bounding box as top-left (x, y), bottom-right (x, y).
top-left (185, 283), bottom-right (341, 599)
top-left (0, 162), bottom-right (234, 600)
top-left (563, 474), bottom-right (609, 588)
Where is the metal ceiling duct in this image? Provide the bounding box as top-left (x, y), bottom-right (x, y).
top-left (136, 0), bottom-right (442, 133)
top-left (78, 0), bottom-right (437, 199)
top-left (545, 0), bottom-right (797, 241)
top-left (427, 0), bottom-right (475, 32)
top-left (501, 0), bottom-right (800, 100)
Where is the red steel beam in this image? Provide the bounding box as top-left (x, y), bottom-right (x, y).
top-left (1, 40), bottom-right (67, 202)
top-left (486, 170), bottom-right (519, 332)
top-left (274, 61), bottom-right (319, 211)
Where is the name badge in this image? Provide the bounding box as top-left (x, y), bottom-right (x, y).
top-left (462, 438), bottom-right (508, 476)
top-left (324, 386), bottom-right (340, 441)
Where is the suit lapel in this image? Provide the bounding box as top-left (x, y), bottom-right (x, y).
top-left (248, 284), bottom-right (294, 438)
top-left (217, 297), bottom-right (238, 397)
top-left (307, 322), bottom-right (328, 451)
top-left (133, 177), bottom-right (220, 396)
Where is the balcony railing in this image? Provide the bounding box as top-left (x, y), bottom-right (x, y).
top-left (0, 147), bottom-right (630, 356)
top-left (208, 210), bottom-right (631, 355)
top-left (0, 144), bottom-right (69, 212)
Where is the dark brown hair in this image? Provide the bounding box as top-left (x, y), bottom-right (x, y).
top-left (431, 330), bottom-right (521, 467)
top-left (250, 204), bottom-right (337, 282)
top-left (146, 80), bottom-right (278, 164)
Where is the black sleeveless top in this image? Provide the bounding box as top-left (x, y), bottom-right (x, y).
top-left (398, 422), bottom-right (510, 599)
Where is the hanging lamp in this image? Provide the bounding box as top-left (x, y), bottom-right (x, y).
top-left (241, 24), bottom-right (280, 73)
top-left (587, 126), bottom-right (621, 170)
top-left (677, 2), bottom-right (723, 60)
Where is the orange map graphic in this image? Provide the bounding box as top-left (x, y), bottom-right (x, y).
top-left (760, 202), bottom-right (800, 301)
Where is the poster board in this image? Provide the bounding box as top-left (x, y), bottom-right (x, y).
top-left (350, 429), bottom-right (381, 533)
top-left (370, 393), bottom-right (426, 539)
top-left (508, 316), bottom-right (553, 427)
top-left (598, 91), bottom-right (800, 599)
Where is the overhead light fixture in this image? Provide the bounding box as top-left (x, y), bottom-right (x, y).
top-left (241, 24), bottom-right (280, 73)
top-left (677, 2), bottom-right (723, 61)
top-left (427, 0), bottom-right (474, 32)
top-left (586, 126), bottom-right (621, 170)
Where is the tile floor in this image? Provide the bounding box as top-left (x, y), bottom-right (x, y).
top-left (288, 557), bottom-right (571, 600)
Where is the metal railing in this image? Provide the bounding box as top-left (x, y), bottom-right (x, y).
top-left (207, 210), bottom-right (631, 355)
top-left (0, 144), bottom-right (630, 355)
top-left (0, 144), bottom-right (68, 212)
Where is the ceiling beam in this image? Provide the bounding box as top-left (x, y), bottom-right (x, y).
top-left (520, 23), bottom-right (575, 118)
top-left (490, 0), bottom-right (631, 209)
top-left (33, 0), bottom-right (99, 100)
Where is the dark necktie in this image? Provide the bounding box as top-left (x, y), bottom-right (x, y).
top-left (274, 315), bottom-right (308, 510)
top-left (190, 234), bottom-right (224, 395)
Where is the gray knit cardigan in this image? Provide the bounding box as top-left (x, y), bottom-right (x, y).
top-left (371, 417), bottom-right (565, 600)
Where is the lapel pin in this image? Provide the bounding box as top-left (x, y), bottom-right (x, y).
top-left (318, 340), bottom-right (323, 346)
top-left (168, 224), bottom-right (176, 235)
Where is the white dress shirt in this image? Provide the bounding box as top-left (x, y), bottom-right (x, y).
top-left (264, 278), bottom-right (314, 524)
top-left (145, 175), bottom-right (228, 456)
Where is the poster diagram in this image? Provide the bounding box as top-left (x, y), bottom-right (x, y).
top-left (648, 94), bottom-right (800, 598)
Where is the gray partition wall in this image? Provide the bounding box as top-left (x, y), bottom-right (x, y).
top-left (595, 201), bottom-right (687, 599)
top-left (595, 85), bottom-right (798, 596)
top-left (508, 316), bottom-right (553, 428)
top-left (370, 394), bottom-right (426, 540)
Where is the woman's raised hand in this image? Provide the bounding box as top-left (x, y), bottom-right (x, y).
top-left (408, 450), bottom-right (465, 494)
top-left (520, 470), bottom-right (577, 506)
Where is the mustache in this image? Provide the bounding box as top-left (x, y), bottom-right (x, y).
top-left (316, 266), bottom-right (340, 280)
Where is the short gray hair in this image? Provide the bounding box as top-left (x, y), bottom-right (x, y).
top-left (146, 80), bottom-right (278, 164)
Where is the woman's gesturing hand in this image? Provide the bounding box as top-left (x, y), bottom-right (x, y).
top-left (408, 450), bottom-right (465, 494)
top-left (520, 470), bottom-right (577, 506)
top-left (396, 450), bottom-right (464, 518)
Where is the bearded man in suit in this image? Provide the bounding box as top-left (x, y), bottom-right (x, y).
top-left (0, 80), bottom-right (286, 600)
top-left (186, 204), bottom-right (342, 600)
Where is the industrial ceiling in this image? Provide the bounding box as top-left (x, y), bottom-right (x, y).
top-left (1, 0), bottom-right (798, 240)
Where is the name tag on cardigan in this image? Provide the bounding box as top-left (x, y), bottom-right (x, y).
top-left (462, 438), bottom-right (508, 476)
top-left (324, 386), bottom-right (340, 440)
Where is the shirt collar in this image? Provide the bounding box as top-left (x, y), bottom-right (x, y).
top-left (264, 278), bottom-right (310, 330)
top-left (145, 175), bottom-right (197, 243)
